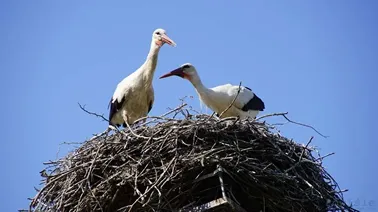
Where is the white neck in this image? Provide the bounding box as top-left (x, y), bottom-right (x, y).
top-left (189, 73), bottom-right (223, 115)
top-left (189, 73), bottom-right (209, 96)
top-left (140, 40), bottom-right (161, 84)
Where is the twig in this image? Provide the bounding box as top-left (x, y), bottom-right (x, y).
top-left (123, 118), bottom-right (169, 141)
top-left (136, 103), bottom-right (188, 127)
top-left (206, 112), bottom-right (217, 121)
top-left (316, 152), bottom-right (335, 162)
top-left (127, 157), bottom-right (175, 212)
top-left (255, 112), bottom-right (329, 138)
top-left (299, 136), bottom-right (314, 162)
top-left (88, 127), bottom-right (113, 141)
top-left (255, 112), bottom-right (290, 121)
top-left (78, 103), bottom-right (109, 122)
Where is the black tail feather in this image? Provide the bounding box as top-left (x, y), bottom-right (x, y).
top-left (242, 94), bottom-right (265, 112)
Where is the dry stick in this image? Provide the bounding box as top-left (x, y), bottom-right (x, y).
top-left (79, 100), bottom-right (325, 140)
top-left (124, 118), bottom-right (154, 140)
top-left (29, 170), bottom-right (73, 210)
top-left (78, 103), bottom-right (188, 141)
top-left (316, 152), bottom-right (335, 162)
top-left (255, 112), bottom-right (328, 138)
top-left (123, 118), bottom-right (173, 141)
top-left (87, 180), bottom-right (104, 212)
top-left (85, 146), bottom-right (102, 180)
top-left (78, 103), bottom-right (114, 141)
top-left (78, 103), bottom-right (108, 122)
top-left (88, 127), bottom-right (112, 141)
top-left (119, 104), bottom-right (188, 140)
top-left (127, 157), bottom-right (175, 212)
top-left (299, 136), bottom-right (314, 162)
top-left (255, 112), bottom-right (289, 121)
top-left (281, 113), bottom-right (329, 138)
top-left (217, 81), bottom-right (242, 119)
top-left (283, 136), bottom-right (315, 173)
top-left (138, 103), bottom-right (188, 127)
top-left (79, 102), bottom-right (187, 130)
top-left (206, 112), bottom-right (217, 121)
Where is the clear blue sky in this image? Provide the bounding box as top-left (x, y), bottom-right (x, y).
top-left (1, 1), bottom-right (377, 211)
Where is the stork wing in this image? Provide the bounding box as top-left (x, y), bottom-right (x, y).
top-left (241, 89), bottom-right (265, 111)
top-left (147, 86), bottom-right (154, 113)
top-left (108, 81), bottom-right (129, 124)
top-left (238, 86), bottom-right (265, 111)
top-left (108, 96), bottom-right (125, 124)
top-left (212, 84), bottom-right (265, 112)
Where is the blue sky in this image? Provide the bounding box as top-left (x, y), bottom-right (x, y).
top-left (1, 1), bottom-right (377, 211)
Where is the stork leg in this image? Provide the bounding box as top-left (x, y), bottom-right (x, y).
top-left (89, 126), bottom-right (115, 141)
top-left (108, 125), bottom-right (118, 131)
top-left (122, 110), bottom-right (130, 127)
top-left (121, 111), bottom-right (138, 130)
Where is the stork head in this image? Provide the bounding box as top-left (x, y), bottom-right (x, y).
top-left (159, 63), bottom-right (197, 80)
top-left (152, 28), bottom-right (176, 47)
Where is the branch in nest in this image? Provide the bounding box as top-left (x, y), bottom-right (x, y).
top-left (78, 102), bottom-right (189, 141)
top-left (78, 103), bottom-right (109, 122)
top-left (218, 81), bottom-right (242, 119)
top-left (256, 112), bottom-right (329, 138)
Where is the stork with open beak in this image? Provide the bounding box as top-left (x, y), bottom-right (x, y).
top-left (159, 63), bottom-right (265, 119)
top-left (108, 28), bottom-right (176, 128)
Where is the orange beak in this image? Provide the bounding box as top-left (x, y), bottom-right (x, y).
top-left (159, 67), bottom-right (185, 79)
top-left (161, 34), bottom-right (176, 47)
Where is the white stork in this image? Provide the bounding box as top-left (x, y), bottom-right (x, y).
top-left (159, 63), bottom-right (265, 119)
top-left (108, 28), bottom-right (176, 128)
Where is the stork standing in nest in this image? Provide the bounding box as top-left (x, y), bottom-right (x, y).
top-left (159, 63), bottom-right (265, 119)
top-left (108, 28), bottom-right (176, 128)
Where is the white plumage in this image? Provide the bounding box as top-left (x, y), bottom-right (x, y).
top-left (108, 28), bottom-right (176, 127)
top-left (159, 63), bottom-right (265, 119)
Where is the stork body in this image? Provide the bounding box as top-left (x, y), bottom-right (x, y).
top-left (108, 29), bottom-right (176, 127)
top-left (159, 63), bottom-right (265, 119)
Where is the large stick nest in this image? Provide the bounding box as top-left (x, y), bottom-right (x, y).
top-left (29, 104), bottom-right (357, 212)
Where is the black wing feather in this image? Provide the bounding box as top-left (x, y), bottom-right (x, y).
top-left (242, 93), bottom-right (265, 112)
top-left (108, 97), bottom-right (125, 126)
top-left (148, 100), bottom-right (153, 113)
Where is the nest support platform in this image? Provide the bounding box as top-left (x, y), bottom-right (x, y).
top-left (179, 165), bottom-right (248, 212)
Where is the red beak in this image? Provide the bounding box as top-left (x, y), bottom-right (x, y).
top-left (159, 67), bottom-right (185, 79)
top-left (161, 34), bottom-right (176, 47)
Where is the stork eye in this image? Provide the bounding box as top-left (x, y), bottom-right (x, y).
top-left (155, 32), bottom-right (161, 35)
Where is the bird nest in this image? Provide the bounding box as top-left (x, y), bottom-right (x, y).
top-left (29, 104), bottom-right (357, 212)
